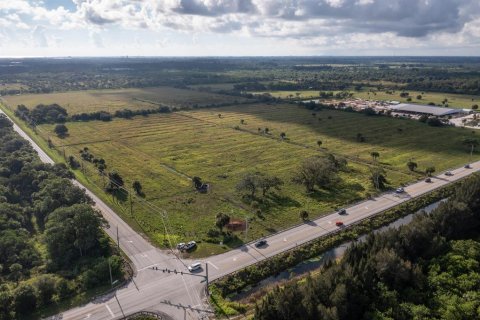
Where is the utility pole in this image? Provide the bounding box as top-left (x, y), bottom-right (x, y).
top-left (108, 257), bottom-right (113, 287)
top-left (129, 191), bottom-right (133, 216)
top-left (116, 225), bottom-right (120, 250)
top-left (205, 262), bottom-right (209, 296)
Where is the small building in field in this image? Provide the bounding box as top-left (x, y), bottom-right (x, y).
top-left (388, 103), bottom-right (463, 117)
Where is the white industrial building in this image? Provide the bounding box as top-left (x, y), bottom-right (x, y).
top-left (388, 103), bottom-right (465, 117)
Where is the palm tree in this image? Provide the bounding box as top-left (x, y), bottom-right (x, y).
top-left (462, 138), bottom-right (479, 158)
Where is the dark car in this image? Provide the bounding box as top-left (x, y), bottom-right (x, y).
top-left (445, 171), bottom-right (453, 176)
top-left (338, 208), bottom-right (347, 215)
top-left (465, 164), bottom-right (471, 169)
top-left (425, 177), bottom-right (432, 183)
top-left (255, 239), bottom-right (267, 248)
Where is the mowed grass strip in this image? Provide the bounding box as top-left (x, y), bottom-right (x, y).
top-left (40, 104), bottom-right (476, 256)
top-left (3, 86), bottom-right (249, 115)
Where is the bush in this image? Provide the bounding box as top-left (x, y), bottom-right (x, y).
top-left (13, 283), bottom-right (37, 314)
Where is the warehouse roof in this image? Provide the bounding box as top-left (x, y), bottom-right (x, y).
top-left (389, 103), bottom-right (460, 116)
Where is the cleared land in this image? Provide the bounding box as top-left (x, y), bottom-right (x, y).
top-left (35, 103), bottom-right (476, 257)
top-left (253, 90), bottom-right (479, 109)
top-left (3, 86), bottom-right (249, 114)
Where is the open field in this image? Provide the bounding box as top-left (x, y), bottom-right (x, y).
top-left (32, 103), bottom-right (476, 257)
top-left (2, 86), bottom-right (248, 114)
top-left (252, 90), bottom-right (480, 109)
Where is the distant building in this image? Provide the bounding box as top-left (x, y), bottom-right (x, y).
top-left (388, 103), bottom-right (463, 117)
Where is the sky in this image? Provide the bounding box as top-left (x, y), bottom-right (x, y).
top-left (0, 0), bottom-right (480, 57)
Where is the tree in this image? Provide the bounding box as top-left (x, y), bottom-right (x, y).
top-left (416, 95), bottom-right (422, 100)
top-left (370, 166), bottom-right (387, 190)
top-left (265, 127), bottom-right (269, 134)
top-left (317, 140), bottom-right (322, 147)
top-left (13, 283), bottom-right (37, 314)
top-left (462, 138), bottom-right (479, 157)
top-left (370, 151), bottom-right (380, 161)
top-left (106, 171), bottom-right (124, 192)
top-left (300, 210), bottom-right (309, 221)
top-left (293, 156), bottom-right (338, 192)
top-left (280, 132), bottom-right (286, 140)
top-left (259, 176), bottom-right (283, 197)
top-left (44, 204), bottom-right (107, 268)
top-left (192, 176), bottom-right (203, 189)
top-left (53, 124), bottom-right (68, 138)
top-left (425, 166), bottom-right (436, 177)
top-left (472, 104), bottom-right (478, 110)
top-left (407, 161), bottom-right (417, 172)
top-left (215, 213), bottom-right (230, 231)
top-left (132, 180), bottom-right (143, 196)
top-left (236, 173), bottom-right (260, 198)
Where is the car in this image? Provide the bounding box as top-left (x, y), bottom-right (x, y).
top-left (445, 171), bottom-right (453, 176)
top-left (465, 164), bottom-right (471, 169)
top-left (184, 241), bottom-right (197, 250)
top-left (255, 239), bottom-right (267, 248)
top-left (338, 208), bottom-right (347, 215)
top-left (176, 243), bottom-right (186, 250)
top-left (425, 177), bottom-right (432, 183)
top-left (335, 221), bottom-right (344, 227)
top-left (188, 262), bottom-right (202, 272)
top-left (395, 187), bottom-right (405, 193)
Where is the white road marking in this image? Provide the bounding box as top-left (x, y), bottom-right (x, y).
top-left (84, 314), bottom-right (91, 319)
top-left (207, 261), bottom-right (219, 270)
top-left (141, 253), bottom-right (148, 257)
top-left (365, 206), bottom-right (369, 209)
top-left (327, 221), bottom-right (332, 224)
top-left (283, 237), bottom-right (287, 242)
top-left (127, 240), bottom-right (133, 243)
top-left (105, 304), bottom-right (114, 318)
top-left (233, 257), bottom-right (237, 261)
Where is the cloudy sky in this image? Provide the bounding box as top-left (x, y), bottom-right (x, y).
top-left (1, 0), bottom-right (480, 57)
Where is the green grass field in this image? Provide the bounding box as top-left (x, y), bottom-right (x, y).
top-left (252, 90), bottom-right (479, 109)
top-left (31, 103), bottom-right (477, 257)
top-left (2, 86), bottom-right (248, 114)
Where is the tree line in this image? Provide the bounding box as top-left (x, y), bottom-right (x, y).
top-left (254, 173), bottom-right (480, 320)
top-left (0, 114), bottom-right (123, 319)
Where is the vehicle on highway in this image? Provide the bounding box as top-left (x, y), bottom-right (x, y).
top-left (425, 177), bottom-right (432, 183)
top-left (188, 262), bottom-right (202, 272)
top-left (445, 171), bottom-right (453, 176)
top-left (338, 208), bottom-right (347, 215)
top-left (395, 187), bottom-right (405, 193)
top-left (176, 243), bottom-right (186, 250)
top-left (184, 241), bottom-right (196, 250)
top-left (465, 164), bottom-right (471, 169)
top-left (335, 221), bottom-right (344, 227)
top-left (255, 239), bottom-right (267, 248)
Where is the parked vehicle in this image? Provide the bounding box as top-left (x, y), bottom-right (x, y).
top-left (176, 243), bottom-right (186, 250)
top-left (338, 208), bottom-right (347, 215)
top-left (184, 241), bottom-right (197, 250)
top-left (255, 239), bottom-right (267, 248)
top-left (465, 164), bottom-right (471, 169)
top-left (335, 221), bottom-right (344, 227)
top-left (395, 187), bottom-right (404, 193)
top-left (445, 171), bottom-right (453, 176)
top-left (425, 177), bottom-right (432, 183)
top-left (188, 262), bottom-right (202, 272)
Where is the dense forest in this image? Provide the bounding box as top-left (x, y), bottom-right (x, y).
top-left (255, 174), bottom-right (480, 320)
top-left (0, 114), bottom-right (123, 319)
top-left (1, 57), bottom-right (480, 95)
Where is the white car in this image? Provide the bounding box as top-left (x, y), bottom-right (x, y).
top-left (395, 187), bottom-right (404, 193)
top-left (176, 243), bottom-right (186, 250)
top-left (188, 262), bottom-right (202, 272)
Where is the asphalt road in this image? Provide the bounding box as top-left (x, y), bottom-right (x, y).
top-left (3, 109), bottom-right (479, 319)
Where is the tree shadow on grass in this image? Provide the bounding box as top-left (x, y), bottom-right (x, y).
top-left (258, 193), bottom-right (301, 214)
